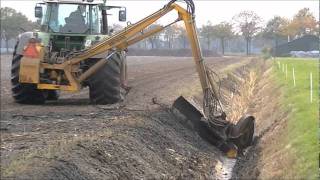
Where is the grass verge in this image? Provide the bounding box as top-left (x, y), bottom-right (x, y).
top-left (274, 57), bottom-right (319, 179)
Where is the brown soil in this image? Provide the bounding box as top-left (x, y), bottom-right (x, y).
top-left (1, 55), bottom-right (253, 179)
top-left (0, 54), bottom-right (287, 180)
top-left (127, 48), bottom-right (220, 57)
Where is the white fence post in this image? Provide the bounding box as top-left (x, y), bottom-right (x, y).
top-left (292, 67), bottom-right (296, 87)
top-left (285, 64), bottom-right (288, 79)
top-left (310, 72), bottom-right (313, 103)
top-left (282, 64), bottom-right (284, 73)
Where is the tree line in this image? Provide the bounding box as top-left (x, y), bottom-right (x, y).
top-left (1, 7), bottom-right (39, 51)
top-left (130, 7), bottom-right (318, 55)
top-left (1, 6), bottom-right (318, 55)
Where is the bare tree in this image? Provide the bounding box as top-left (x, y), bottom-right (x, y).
top-left (199, 21), bottom-right (214, 50)
top-left (233, 11), bottom-right (261, 55)
top-left (164, 25), bottom-right (179, 49)
top-left (212, 22), bottom-right (234, 55)
top-left (1, 30), bottom-right (8, 52)
top-left (176, 25), bottom-right (188, 49)
top-left (145, 24), bottom-right (161, 49)
top-left (1, 7), bottom-right (38, 53)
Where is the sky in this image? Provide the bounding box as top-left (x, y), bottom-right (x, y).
top-left (1, 0), bottom-right (319, 27)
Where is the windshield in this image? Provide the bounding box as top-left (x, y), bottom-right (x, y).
top-left (41, 3), bottom-right (100, 34)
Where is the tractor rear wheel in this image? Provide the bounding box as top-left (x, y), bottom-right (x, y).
top-left (87, 53), bottom-right (122, 104)
top-left (11, 55), bottom-right (47, 104)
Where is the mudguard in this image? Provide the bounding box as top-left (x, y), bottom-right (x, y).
top-left (19, 56), bottom-right (41, 84)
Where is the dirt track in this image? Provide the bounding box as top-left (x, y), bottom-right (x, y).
top-left (1, 55), bottom-right (253, 179)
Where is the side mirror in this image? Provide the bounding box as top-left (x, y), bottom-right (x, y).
top-left (119, 8), bottom-right (126, 22)
top-left (35, 5), bottom-right (43, 18)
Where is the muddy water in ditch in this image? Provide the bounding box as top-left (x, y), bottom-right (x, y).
top-left (215, 157), bottom-right (237, 179)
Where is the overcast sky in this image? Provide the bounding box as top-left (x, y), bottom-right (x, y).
top-left (1, 0), bottom-right (319, 27)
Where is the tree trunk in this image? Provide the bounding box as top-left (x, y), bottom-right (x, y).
top-left (6, 39), bottom-right (9, 53)
top-left (221, 38), bottom-right (225, 55)
top-left (274, 36), bottom-right (279, 56)
top-left (207, 38), bottom-right (210, 51)
top-left (246, 38), bottom-right (249, 55)
top-left (246, 38), bottom-right (251, 56)
top-left (151, 39), bottom-right (154, 49)
top-left (249, 40), bottom-right (251, 55)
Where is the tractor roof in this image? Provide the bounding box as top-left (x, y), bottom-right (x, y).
top-left (43, 0), bottom-right (104, 5)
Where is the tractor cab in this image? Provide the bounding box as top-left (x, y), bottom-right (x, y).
top-left (33, 0), bottom-right (126, 53)
top-left (38, 2), bottom-right (101, 34)
top-left (35, 0), bottom-right (126, 35)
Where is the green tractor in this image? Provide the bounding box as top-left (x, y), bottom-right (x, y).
top-left (12, 0), bottom-right (127, 104)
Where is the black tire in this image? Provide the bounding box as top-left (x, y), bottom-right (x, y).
top-left (87, 53), bottom-right (122, 104)
top-left (11, 55), bottom-right (47, 104)
top-left (47, 90), bottom-right (60, 101)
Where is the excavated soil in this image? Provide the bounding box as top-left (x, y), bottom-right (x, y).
top-left (0, 55), bottom-right (279, 179)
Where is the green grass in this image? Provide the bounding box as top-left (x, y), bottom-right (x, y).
top-left (274, 57), bottom-right (319, 179)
